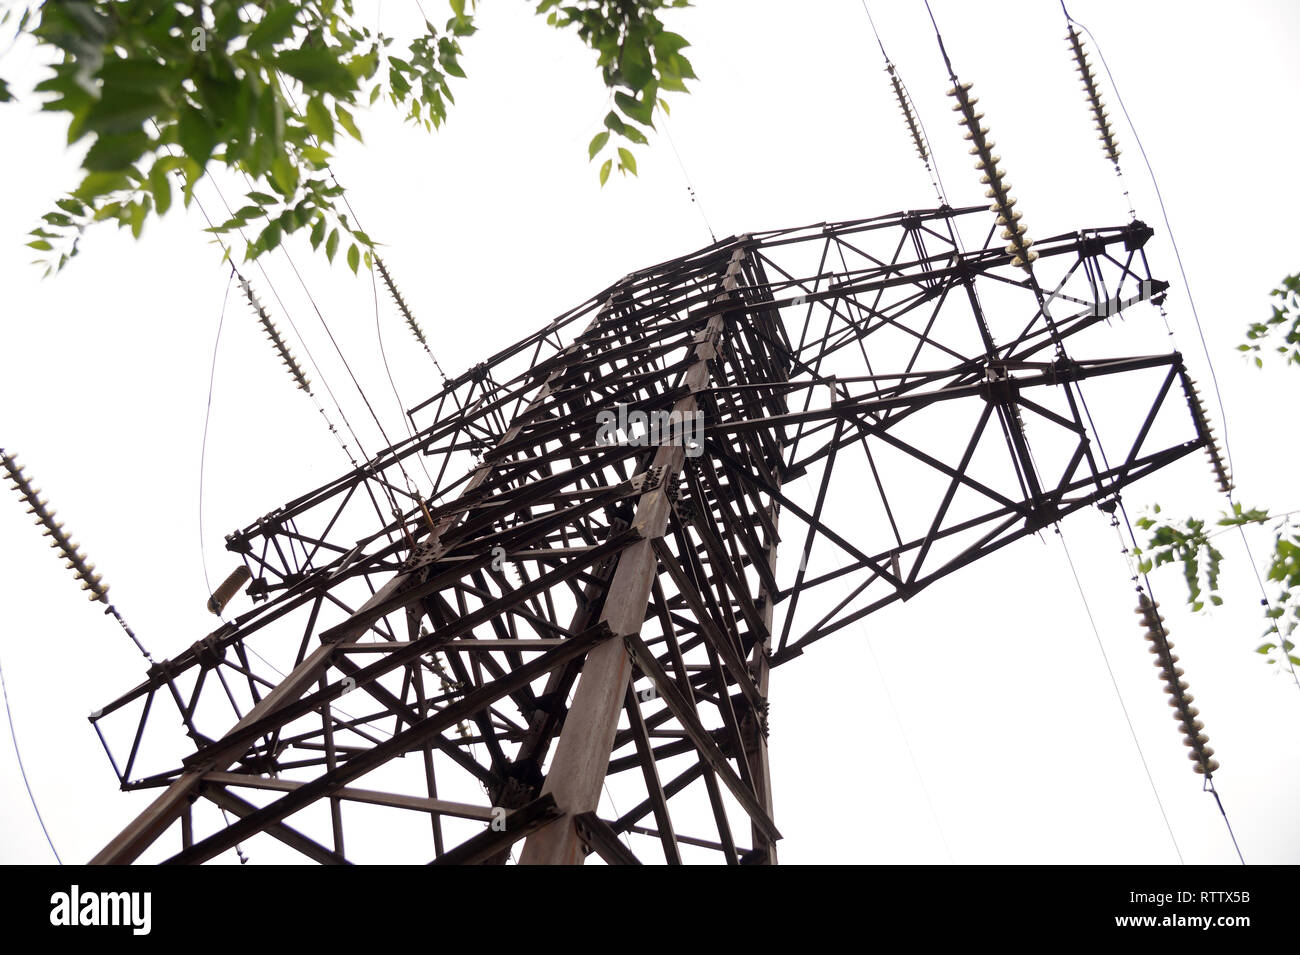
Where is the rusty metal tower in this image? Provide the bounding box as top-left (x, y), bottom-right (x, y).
top-left (88, 205), bottom-right (1205, 864)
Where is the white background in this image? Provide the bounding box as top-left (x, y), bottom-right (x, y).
top-left (1, 0), bottom-right (1297, 864)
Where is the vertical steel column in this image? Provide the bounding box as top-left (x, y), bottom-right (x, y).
top-left (520, 250), bottom-right (744, 864)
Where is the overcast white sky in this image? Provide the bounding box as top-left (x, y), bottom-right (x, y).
top-left (1, 0), bottom-right (1298, 865)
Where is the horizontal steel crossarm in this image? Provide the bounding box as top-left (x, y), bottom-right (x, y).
top-left (161, 628), bottom-right (609, 864)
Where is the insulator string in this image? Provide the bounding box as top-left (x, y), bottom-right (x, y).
top-left (1054, 6), bottom-right (1233, 486)
top-left (922, 1), bottom-right (1064, 353)
top-left (1180, 372), bottom-right (1233, 495)
top-left (1063, 23), bottom-right (1134, 219)
top-left (1134, 592), bottom-right (1219, 777)
top-left (2, 449), bottom-right (153, 663)
top-left (1056, 528), bottom-right (1184, 863)
top-left (376, 255), bottom-right (447, 382)
top-left (1056, 6), bottom-right (1296, 695)
top-left (149, 120), bottom-right (369, 470)
top-left (238, 273), bottom-right (312, 394)
top-left (277, 76), bottom-right (452, 388)
top-left (370, 257), bottom-right (438, 491)
top-left (947, 79), bottom-right (1036, 272)
top-left (860, 1), bottom-right (948, 204)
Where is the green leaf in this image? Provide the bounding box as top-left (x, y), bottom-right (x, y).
top-left (260, 219), bottom-right (283, 253)
top-left (326, 228), bottom-right (340, 262)
top-left (599, 158), bottom-right (612, 186)
top-left (347, 242), bottom-right (360, 273)
top-left (83, 129), bottom-right (151, 172)
top-left (618, 31), bottom-right (654, 89)
top-left (306, 96), bottom-right (336, 142)
top-left (27, 240), bottom-right (54, 251)
top-left (73, 86), bottom-right (164, 141)
top-left (302, 144), bottom-right (331, 167)
top-left (587, 131), bottom-right (609, 160)
top-left (310, 216), bottom-right (326, 249)
top-left (653, 31), bottom-right (691, 59)
top-left (72, 170), bottom-right (131, 202)
top-left (335, 103), bottom-right (362, 141)
top-left (437, 38), bottom-right (467, 78)
top-left (148, 160), bottom-right (172, 215)
top-left (617, 147), bottom-right (637, 176)
top-left (177, 108), bottom-right (217, 170)
top-left (270, 153), bottom-right (300, 196)
top-left (277, 48), bottom-right (359, 98)
top-left (615, 91), bottom-right (654, 127)
top-left (248, 2), bottom-right (298, 51)
top-left (345, 49), bottom-right (381, 82)
top-left (128, 195), bottom-right (151, 238)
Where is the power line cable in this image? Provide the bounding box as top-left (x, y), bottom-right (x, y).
top-left (659, 109), bottom-right (717, 244)
top-left (1055, 6), bottom-right (1298, 695)
top-left (275, 74), bottom-right (452, 384)
top-left (1077, 390), bottom-right (1248, 864)
top-left (0, 655), bottom-right (62, 864)
top-left (797, 475), bottom-right (955, 863)
top-left (1057, 2), bottom-right (1233, 482)
top-left (1056, 527), bottom-right (1185, 863)
top-left (151, 123), bottom-right (370, 471)
top-left (200, 267), bottom-right (236, 603)
top-left (859, 0), bottom-right (948, 205)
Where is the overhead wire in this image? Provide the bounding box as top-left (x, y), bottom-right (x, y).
top-left (659, 109), bottom-right (717, 244)
top-left (921, 0), bottom-right (1073, 376)
top-left (1055, 4), bottom-right (1299, 695)
top-left (796, 474), bottom-right (955, 863)
top-left (150, 122), bottom-right (369, 472)
top-left (1056, 528), bottom-right (1185, 862)
top-left (370, 259), bottom-right (437, 490)
top-left (1057, 1), bottom-right (1233, 480)
top-left (2, 448), bottom-right (153, 663)
top-left (1079, 400), bottom-right (1247, 864)
top-left (148, 127), bottom-right (351, 439)
top-left (275, 68), bottom-right (452, 383)
top-left (268, 75), bottom-right (448, 502)
top-left (914, 0), bottom-right (1246, 860)
top-left (860, 0), bottom-right (948, 205)
top-left (199, 267), bottom-right (236, 603)
top-left (0, 655), bottom-right (63, 864)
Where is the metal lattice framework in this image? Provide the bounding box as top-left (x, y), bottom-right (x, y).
top-left (89, 205), bottom-right (1206, 864)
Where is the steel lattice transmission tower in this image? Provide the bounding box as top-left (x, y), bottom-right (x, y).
top-left (90, 205), bottom-right (1204, 864)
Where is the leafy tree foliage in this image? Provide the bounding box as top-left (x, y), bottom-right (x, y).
top-left (1136, 274), bottom-right (1300, 669)
top-left (1242, 272), bottom-right (1300, 368)
top-left (2, 0), bottom-right (695, 275)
